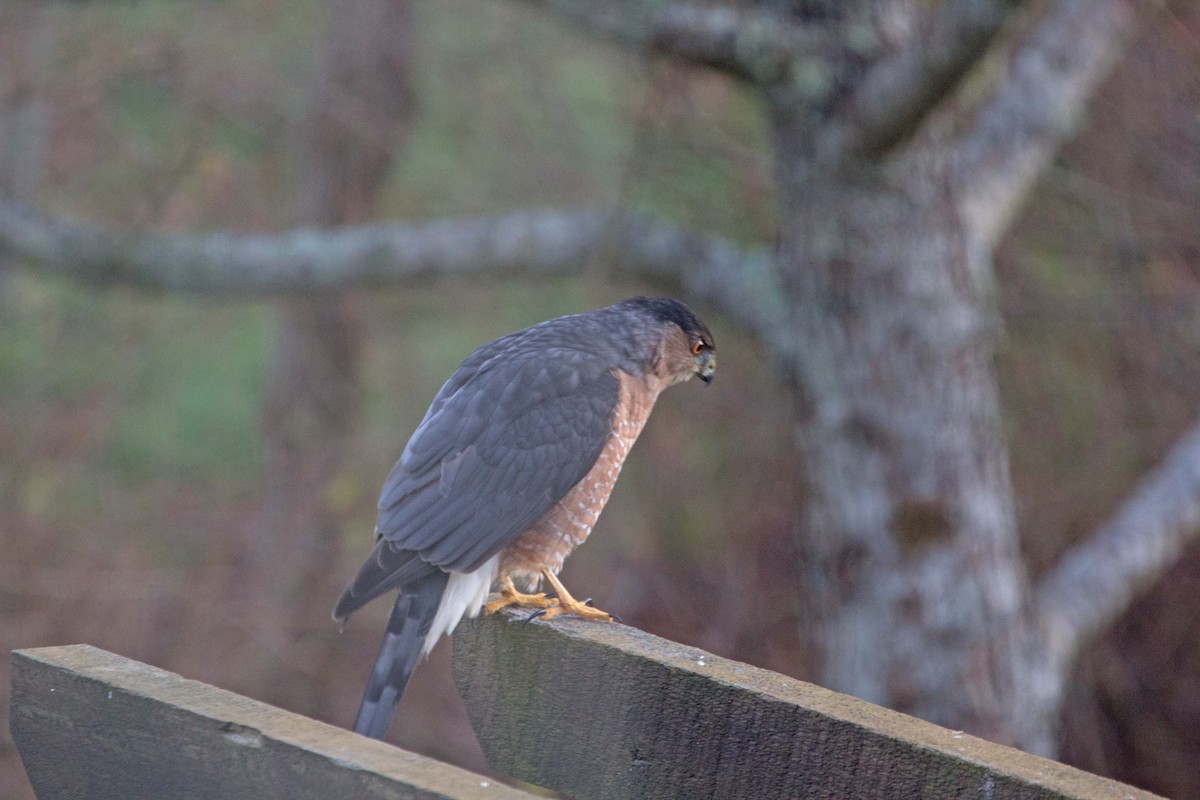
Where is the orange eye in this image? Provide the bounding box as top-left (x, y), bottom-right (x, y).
top-left (691, 340), bottom-right (706, 356)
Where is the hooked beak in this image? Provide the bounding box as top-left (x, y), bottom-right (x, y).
top-left (696, 351), bottom-right (716, 384)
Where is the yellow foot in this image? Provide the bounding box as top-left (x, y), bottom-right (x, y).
top-left (483, 577), bottom-right (553, 615)
top-left (534, 570), bottom-right (617, 623)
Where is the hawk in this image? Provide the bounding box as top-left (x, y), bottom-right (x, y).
top-left (333, 297), bottom-right (716, 739)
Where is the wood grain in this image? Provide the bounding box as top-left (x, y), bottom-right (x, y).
top-left (453, 611), bottom-right (1161, 800)
top-left (10, 645), bottom-right (534, 800)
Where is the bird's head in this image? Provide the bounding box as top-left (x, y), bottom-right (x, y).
top-left (621, 297), bottom-right (716, 386)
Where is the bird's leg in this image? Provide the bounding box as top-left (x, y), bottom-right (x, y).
top-left (483, 575), bottom-right (553, 615)
top-left (534, 569), bottom-right (614, 622)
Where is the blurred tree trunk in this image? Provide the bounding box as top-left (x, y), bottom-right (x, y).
top-left (0, 4), bottom-right (49, 299)
top-left (253, 0), bottom-right (415, 716)
top-left (525, 0), bottom-right (1132, 756)
top-left (6, 0), bottom-right (1178, 764)
top-left (780, 177), bottom-right (1032, 745)
top-left (767, 1), bottom-right (1128, 755)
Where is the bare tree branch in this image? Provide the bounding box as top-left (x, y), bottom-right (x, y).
top-left (818, 0), bottom-right (1019, 164)
top-left (518, 0), bottom-right (825, 84)
top-left (1034, 419), bottom-right (1200, 668)
top-left (0, 200), bottom-right (782, 341)
top-left (942, 0), bottom-right (1134, 247)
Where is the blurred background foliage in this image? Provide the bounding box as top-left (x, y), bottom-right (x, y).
top-left (2, 1), bottom-right (1200, 797)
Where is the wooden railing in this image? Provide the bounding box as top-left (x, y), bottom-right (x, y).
top-left (10, 644), bottom-right (533, 800)
top-left (11, 613), bottom-right (1161, 799)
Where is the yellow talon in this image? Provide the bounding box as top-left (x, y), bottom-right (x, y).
top-left (535, 570), bottom-right (614, 622)
top-left (483, 572), bottom-right (616, 622)
top-left (483, 576), bottom-right (553, 615)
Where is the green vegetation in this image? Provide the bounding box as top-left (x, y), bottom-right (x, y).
top-left (3, 4), bottom-right (1197, 796)
top-left (3, 0), bottom-right (779, 547)
top-left (3, 0), bottom-right (1188, 606)
top-left (104, 301), bottom-right (270, 482)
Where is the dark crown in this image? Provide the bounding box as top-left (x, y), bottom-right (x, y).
top-left (622, 297), bottom-right (714, 347)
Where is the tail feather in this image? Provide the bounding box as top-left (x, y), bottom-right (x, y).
top-left (352, 571), bottom-right (449, 739)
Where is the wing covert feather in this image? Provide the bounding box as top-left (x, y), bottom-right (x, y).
top-left (376, 345), bottom-right (619, 574)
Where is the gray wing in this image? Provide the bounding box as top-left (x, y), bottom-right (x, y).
top-left (334, 339), bottom-right (619, 620)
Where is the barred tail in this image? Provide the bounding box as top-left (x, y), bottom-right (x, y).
top-left (351, 571), bottom-right (449, 739)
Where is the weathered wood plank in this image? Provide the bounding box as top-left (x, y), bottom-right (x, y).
top-left (453, 612), bottom-right (1161, 800)
top-left (10, 645), bottom-right (535, 800)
